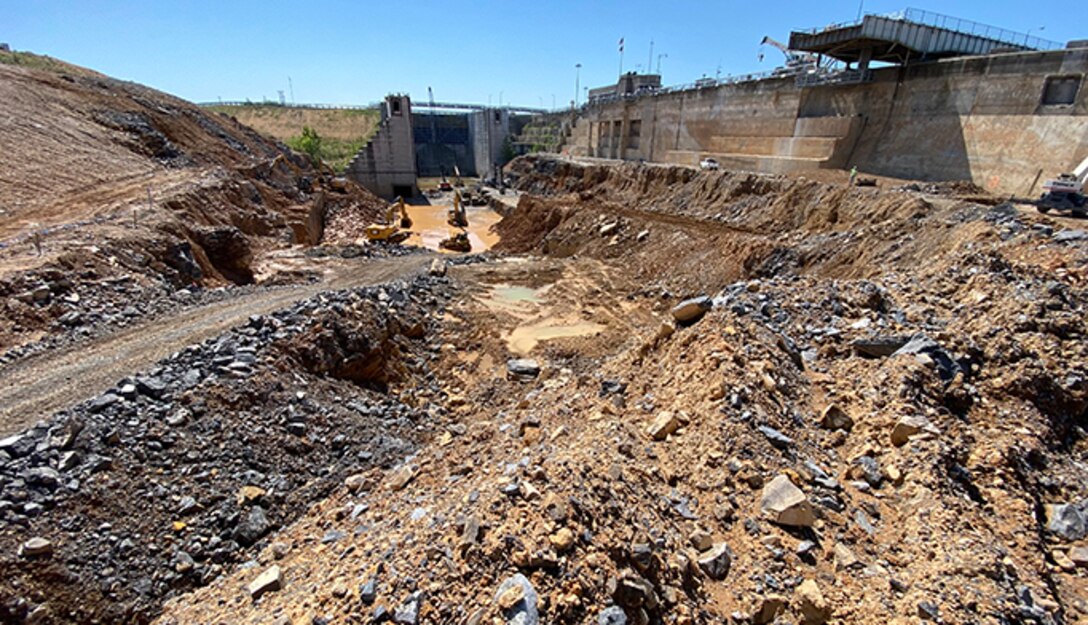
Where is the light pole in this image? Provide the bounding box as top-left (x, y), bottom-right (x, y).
top-left (656, 53), bottom-right (667, 75)
top-left (575, 63), bottom-right (582, 107)
top-left (1025, 25), bottom-right (1045, 47)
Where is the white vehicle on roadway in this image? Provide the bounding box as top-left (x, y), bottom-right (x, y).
top-left (699, 157), bottom-right (720, 171)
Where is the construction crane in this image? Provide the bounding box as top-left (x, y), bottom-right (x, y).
top-left (427, 86), bottom-right (438, 146)
top-left (760, 36), bottom-right (820, 75)
top-left (1038, 154), bottom-right (1088, 217)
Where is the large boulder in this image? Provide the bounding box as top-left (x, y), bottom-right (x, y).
top-left (760, 475), bottom-right (815, 527)
top-left (1046, 503), bottom-right (1087, 541)
top-left (671, 296), bottom-right (712, 323)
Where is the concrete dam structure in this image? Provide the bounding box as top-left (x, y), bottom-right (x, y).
top-left (566, 46), bottom-right (1088, 196)
top-left (346, 96), bottom-right (536, 199)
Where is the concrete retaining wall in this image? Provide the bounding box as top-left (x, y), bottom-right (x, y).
top-left (345, 96), bottom-right (418, 200)
top-left (570, 48), bottom-right (1088, 196)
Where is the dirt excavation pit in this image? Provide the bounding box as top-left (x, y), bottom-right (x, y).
top-left (478, 278), bottom-right (607, 355)
top-left (3, 154), bottom-right (1088, 625)
top-left (404, 202), bottom-right (502, 253)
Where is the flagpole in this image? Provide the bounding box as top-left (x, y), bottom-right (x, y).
top-left (618, 36), bottom-right (624, 77)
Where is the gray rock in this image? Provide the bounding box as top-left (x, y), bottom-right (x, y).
top-left (697, 542), bottom-right (733, 580)
top-left (177, 496), bottom-right (199, 515)
top-left (917, 601), bottom-right (940, 621)
top-left (135, 376), bottom-right (167, 399)
top-left (394, 591), bottom-right (422, 624)
top-left (495, 573), bottom-right (539, 625)
top-left (1053, 229), bottom-right (1087, 243)
top-left (506, 359), bottom-right (541, 381)
top-left (758, 425), bottom-right (792, 450)
top-left (671, 296), bottom-right (712, 323)
top-left (23, 467), bottom-right (61, 488)
top-left (851, 336), bottom-right (909, 357)
top-left (58, 451), bottom-right (80, 471)
top-left (0, 434), bottom-right (25, 453)
top-left (235, 506), bottom-right (271, 546)
top-left (360, 578), bottom-right (377, 605)
top-left (89, 394), bottom-right (120, 413)
top-left (854, 456), bottom-right (882, 488)
top-left (893, 334), bottom-right (961, 380)
top-left (20, 537), bottom-right (53, 558)
top-left (819, 405), bottom-right (854, 431)
top-left (599, 606), bottom-right (627, 625)
top-left (1046, 503), bottom-right (1086, 541)
top-left (246, 565), bottom-right (282, 600)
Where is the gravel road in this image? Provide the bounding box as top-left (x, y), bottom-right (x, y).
top-left (0, 253), bottom-right (433, 436)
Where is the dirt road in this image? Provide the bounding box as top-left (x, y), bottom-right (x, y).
top-left (0, 253), bottom-right (433, 437)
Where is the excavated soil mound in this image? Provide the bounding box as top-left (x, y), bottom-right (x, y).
top-left (0, 59), bottom-right (388, 354)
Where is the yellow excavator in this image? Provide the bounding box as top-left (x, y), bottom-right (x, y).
top-left (447, 190), bottom-right (468, 228)
top-left (440, 191), bottom-right (472, 252)
top-left (365, 197), bottom-right (413, 243)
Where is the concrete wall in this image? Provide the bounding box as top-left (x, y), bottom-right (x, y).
top-left (345, 95), bottom-right (418, 199)
top-left (570, 48), bottom-right (1088, 196)
top-left (413, 113), bottom-right (474, 177)
top-left (470, 108), bottom-right (513, 180)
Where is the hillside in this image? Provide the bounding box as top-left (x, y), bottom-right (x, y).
top-left (206, 104), bottom-right (381, 172)
top-left (0, 57), bottom-right (386, 353)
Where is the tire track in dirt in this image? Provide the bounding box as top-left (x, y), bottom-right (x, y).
top-left (0, 253), bottom-right (433, 436)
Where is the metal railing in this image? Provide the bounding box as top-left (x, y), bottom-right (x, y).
top-left (585, 68), bottom-right (786, 108)
top-left (797, 7), bottom-right (1062, 51)
top-left (200, 100), bottom-right (550, 114)
top-left (199, 100), bottom-right (380, 110)
top-left (795, 69), bottom-right (872, 88)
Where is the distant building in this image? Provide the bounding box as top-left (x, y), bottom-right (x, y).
top-left (588, 72), bottom-right (662, 104)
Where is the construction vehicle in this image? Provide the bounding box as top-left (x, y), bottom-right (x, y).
top-left (453, 165), bottom-right (464, 188)
top-left (438, 173), bottom-right (453, 192)
top-left (439, 231), bottom-right (471, 252)
top-left (760, 36), bottom-right (821, 76)
top-left (1038, 155), bottom-right (1088, 217)
top-left (364, 196), bottom-right (413, 243)
top-left (448, 190), bottom-right (468, 228)
top-left (390, 196), bottom-right (412, 228)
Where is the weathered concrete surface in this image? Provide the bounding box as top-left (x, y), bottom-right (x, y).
top-left (568, 48), bottom-right (1088, 196)
top-left (345, 95), bottom-right (418, 199)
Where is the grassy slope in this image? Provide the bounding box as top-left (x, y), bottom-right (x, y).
top-left (0, 49), bottom-right (104, 78)
top-left (207, 105), bottom-right (381, 172)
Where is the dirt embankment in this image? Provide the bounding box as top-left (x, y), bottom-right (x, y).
top-left (0, 61), bottom-right (388, 354)
top-left (145, 157), bottom-right (1087, 625)
top-left (496, 155), bottom-right (1069, 294)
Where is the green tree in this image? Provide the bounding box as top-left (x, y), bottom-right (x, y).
top-left (500, 136), bottom-right (517, 164)
top-left (289, 126), bottom-right (324, 166)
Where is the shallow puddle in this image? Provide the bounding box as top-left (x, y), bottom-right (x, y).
top-left (506, 319), bottom-right (605, 354)
top-left (491, 284), bottom-right (543, 303)
top-left (404, 203), bottom-right (501, 253)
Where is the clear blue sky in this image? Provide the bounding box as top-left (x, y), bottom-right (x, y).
top-left (7, 1), bottom-right (1079, 108)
